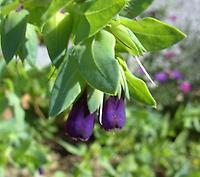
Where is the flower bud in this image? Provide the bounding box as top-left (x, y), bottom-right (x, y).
top-left (65, 94), bottom-right (96, 141)
top-left (101, 96), bottom-right (126, 131)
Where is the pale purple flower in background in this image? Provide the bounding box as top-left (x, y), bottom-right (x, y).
top-left (155, 72), bottom-right (168, 83)
top-left (169, 15), bottom-right (177, 22)
top-left (171, 70), bottom-right (183, 80)
top-left (163, 51), bottom-right (176, 59)
top-left (179, 81), bottom-right (192, 93)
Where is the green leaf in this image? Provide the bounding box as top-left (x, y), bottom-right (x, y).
top-left (18, 24), bottom-right (38, 66)
top-left (119, 64), bottom-right (130, 100)
top-left (58, 140), bottom-right (86, 156)
top-left (189, 171), bottom-right (200, 177)
top-left (6, 92), bottom-right (25, 131)
top-left (77, 30), bottom-right (120, 95)
top-left (0, 60), bottom-right (6, 77)
top-left (43, 12), bottom-right (72, 66)
top-left (87, 87), bottom-right (104, 113)
top-left (0, 0), bottom-right (19, 16)
top-left (1, 9), bottom-right (29, 63)
top-left (41, 0), bottom-right (72, 21)
top-left (121, 0), bottom-right (154, 18)
top-left (74, 0), bottom-right (126, 43)
top-left (49, 54), bottom-right (86, 117)
top-left (125, 70), bottom-right (156, 106)
top-left (23, 1), bottom-right (50, 26)
top-left (110, 23), bottom-right (146, 56)
top-left (120, 17), bottom-right (186, 51)
top-left (0, 14), bottom-right (3, 32)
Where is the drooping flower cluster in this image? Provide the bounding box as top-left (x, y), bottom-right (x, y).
top-left (65, 92), bottom-right (126, 141)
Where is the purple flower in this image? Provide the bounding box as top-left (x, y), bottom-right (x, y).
top-left (179, 81), bottom-right (192, 93)
top-left (169, 15), bottom-right (177, 22)
top-left (101, 96), bottom-right (126, 131)
top-left (171, 70), bottom-right (182, 80)
top-left (155, 72), bottom-right (168, 83)
top-left (65, 94), bottom-right (96, 141)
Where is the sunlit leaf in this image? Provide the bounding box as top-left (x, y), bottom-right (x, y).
top-left (18, 24), bottom-right (38, 66)
top-left (125, 70), bottom-right (156, 106)
top-left (43, 12), bottom-right (72, 66)
top-left (121, 0), bottom-right (154, 18)
top-left (49, 54), bottom-right (86, 117)
top-left (76, 30), bottom-right (120, 94)
top-left (1, 9), bottom-right (29, 63)
top-left (120, 17), bottom-right (186, 51)
top-left (74, 0), bottom-right (126, 43)
top-left (87, 87), bottom-right (104, 113)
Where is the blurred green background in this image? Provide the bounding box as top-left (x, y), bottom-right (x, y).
top-left (0, 0), bottom-right (200, 177)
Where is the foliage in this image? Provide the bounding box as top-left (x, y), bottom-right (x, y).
top-left (59, 104), bottom-right (200, 177)
top-left (1, 56), bottom-right (199, 176)
top-left (0, 59), bottom-right (55, 176)
top-left (0, 0), bottom-right (193, 177)
top-left (134, 10), bottom-right (200, 108)
top-left (0, 0), bottom-right (186, 119)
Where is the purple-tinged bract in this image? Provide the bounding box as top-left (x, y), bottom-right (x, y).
top-left (65, 94), bottom-right (96, 141)
top-left (102, 96), bottom-right (126, 131)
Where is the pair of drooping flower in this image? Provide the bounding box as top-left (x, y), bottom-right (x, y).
top-left (65, 91), bottom-right (125, 141)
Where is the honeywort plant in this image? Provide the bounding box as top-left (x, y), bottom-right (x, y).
top-left (0, 0), bottom-right (186, 141)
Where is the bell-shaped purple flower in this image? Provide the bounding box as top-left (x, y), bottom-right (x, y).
top-left (65, 94), bottom-right (96, 141)
top-left (101, 96), bottom-right (126, 131)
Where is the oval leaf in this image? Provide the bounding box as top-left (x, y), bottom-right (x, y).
top-left (125, 70), bottom-right (156, 106)
top-left (49, 54), bottom-right (86, 117)
top-left (1, 9), bottom-right (29, 63)
top-left (87, 87), bottom-right (104, 113)
top-left (119, 64), bottom-right (130, 100)
top-left (121, 0), bottom-right (154, 18)
top-left (74, 0), bottom-right (126, 43)
top-left (77, 30), bottom-right (120, 94)
top-left (43, 12), bottom-right (72, 67)
top-left (120, 17), bottom-right (186, 51)
top-left (18, 24), bottom-right (38, 66)
top-left (110, 23), bottom-right (146, 56)
top-left (41, 0), bottom-right (70, 21)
